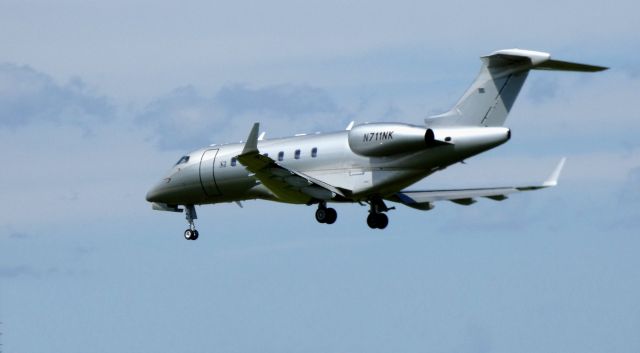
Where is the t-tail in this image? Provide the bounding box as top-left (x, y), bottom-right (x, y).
top-left (426, 49), bottom-right (607, 127)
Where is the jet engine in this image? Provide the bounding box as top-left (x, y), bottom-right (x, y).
top-left (347, 123), bottom-right (510, 157)
top-left (348, 123), bottom-right (431, 157)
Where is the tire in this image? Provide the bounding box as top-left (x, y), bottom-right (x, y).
top-left (377, 213), bottom-right (389, 229)
top-left (192, 230), bottom-right (199, 240)
top-left (184, 229), bottom-right (193, 240)
top-left (367, 213), bottom-right (388, 229)
top-left (315, 208), bottom-right (327, 223)
top-left (325, 208), bottom-right (337, 224)
top-left (366, 213), bottom-right (378, 229)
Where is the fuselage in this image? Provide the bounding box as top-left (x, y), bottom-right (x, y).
top-left (144, 49), bottom-right (605, 238)
top-left (145, 123), bottom-right (511, 207)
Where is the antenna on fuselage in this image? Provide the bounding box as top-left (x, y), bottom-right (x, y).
top-left (345, 121), bottom-right (355, 130)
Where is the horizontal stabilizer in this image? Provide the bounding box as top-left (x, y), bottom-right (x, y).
top-left (534, 59), bottom-right (608, 72)
top-left (483, 49), bottom-right (608, 72)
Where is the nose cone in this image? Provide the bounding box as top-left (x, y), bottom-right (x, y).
top-left (146, 181), bottom-right (169, 203)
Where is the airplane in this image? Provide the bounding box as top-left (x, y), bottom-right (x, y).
top-left (145, 49), bottom-right (606, 240)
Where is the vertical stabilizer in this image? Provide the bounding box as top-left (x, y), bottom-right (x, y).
top-left (426, 49), bottom-right (607, 127)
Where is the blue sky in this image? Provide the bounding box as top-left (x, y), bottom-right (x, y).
top-left (1, 0), bottom-right (639, 352)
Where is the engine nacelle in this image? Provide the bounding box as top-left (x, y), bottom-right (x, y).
top-left (348, 123), bottom-right (430, 157)
top-left (348, 123), bottom-right (511, 157)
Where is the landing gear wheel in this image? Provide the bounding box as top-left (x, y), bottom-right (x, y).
top-left (315, 208), bottom-right (327, 223)
top-left (366, 197), bottom-right (391, 230)
top-left (316, 206), bottom-right (337, 224)
top-left (376, 213), bottom-right (388, 229)
top-left (367, 214), bottom-right (377, 229)
top-left (367, 213), bottom-right (389, 229)
top-left (184, 229), bottom-right (199, 240)
top-left (325, 208), bottom-right (337, 224)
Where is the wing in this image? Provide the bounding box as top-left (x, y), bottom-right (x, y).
top-left (236, 123), bottom-right (348, 204)
top-left (387, 158), bottom-right (566, 210)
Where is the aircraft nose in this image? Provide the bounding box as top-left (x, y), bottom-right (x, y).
top-left (146, 181), bottom-right (169, 203)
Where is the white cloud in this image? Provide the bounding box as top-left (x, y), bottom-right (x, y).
top-left (0, 121), bottom-right (177, 231)
top-left (216, 84), bottom-right (338, 116)
top-left (2, 0), bottom-right (636, 101)
top-left (0, 265), bottom-right (40, 278)
top-left (137, 83), bottom-right (347, 150)
top-left (0, 63), bottom-right (114, 128)
top-left (506, 70), bottom-right (640, 148)
top-left (621, 166), bottom-right (640, 200)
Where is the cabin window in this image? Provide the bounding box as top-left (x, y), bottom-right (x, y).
top-left (278, 151), bottom-right (284, 161)
top-left (294, 149), bottom-right (301, 159)
top-left (311, 147), bottom-right (318, 158)
top-left (174, 155), bottom-right (190, 166)
top-left (230, 157), bottom-right (237, 167)
top-left (263, 153), bottom-right (269, 158)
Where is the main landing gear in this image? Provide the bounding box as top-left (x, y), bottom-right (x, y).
top-left (183, 205), bottom-right (199, 240)
top-left (312, 198), bottom-right (392, 229)
top-left (366, 197), bottom-right (392, 230)
top-left (315, 201), bottom-right (337, 224)
top-left (367, 212), bottom-right (388, 229)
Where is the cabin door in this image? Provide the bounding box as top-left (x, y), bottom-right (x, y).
top-left (199, 149), bottom-right (222, 196)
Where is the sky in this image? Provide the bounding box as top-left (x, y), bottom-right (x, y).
top-left (1, 0), bottom-right (639, 352)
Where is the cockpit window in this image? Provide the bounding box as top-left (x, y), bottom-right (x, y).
top-left (174, 155), bottom-right (190, 166)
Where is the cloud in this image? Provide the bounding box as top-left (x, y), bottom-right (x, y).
top-left (3, 0), bottom-right (637, 103)
top-left (136, 85), bottom-right (220, 150)
top-left (0, 63), bottom-right (114, 129)
top-left (0, 265), bottom-right (36, 278)
top-left (9, 231), bottom-right (30, 240)
top-left (137, 83), bottom-right (345, 150)
top-left (514, 71), bottom-right (640, 143)
top-left (216, 83), bottom-right (338, 116)
top-left (620, 166), bottom-right (640, 205)
top-left (525, 76), bottom-right (560, 103)
top-left (457, 323), bottom-right (493, 353)
top-left (605, 166), bottom-right (640, 230)
top-left (0, 265), bottom-right (58, 279)
top-left (1, 225), bottom-right (34, 240)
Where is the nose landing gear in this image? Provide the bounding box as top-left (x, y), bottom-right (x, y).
top-left (183, 205), bottom-right (199, 240)
top-left (184, 228), bottom-right (199, 240)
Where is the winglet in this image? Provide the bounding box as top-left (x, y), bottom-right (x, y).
top-left (241, 123), bottom-right (260, 155)
top-left (543, 157), bottom-right (567, 187)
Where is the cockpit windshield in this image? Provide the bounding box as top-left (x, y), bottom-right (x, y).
top-left (174, 155), bottom-right (190, 166)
